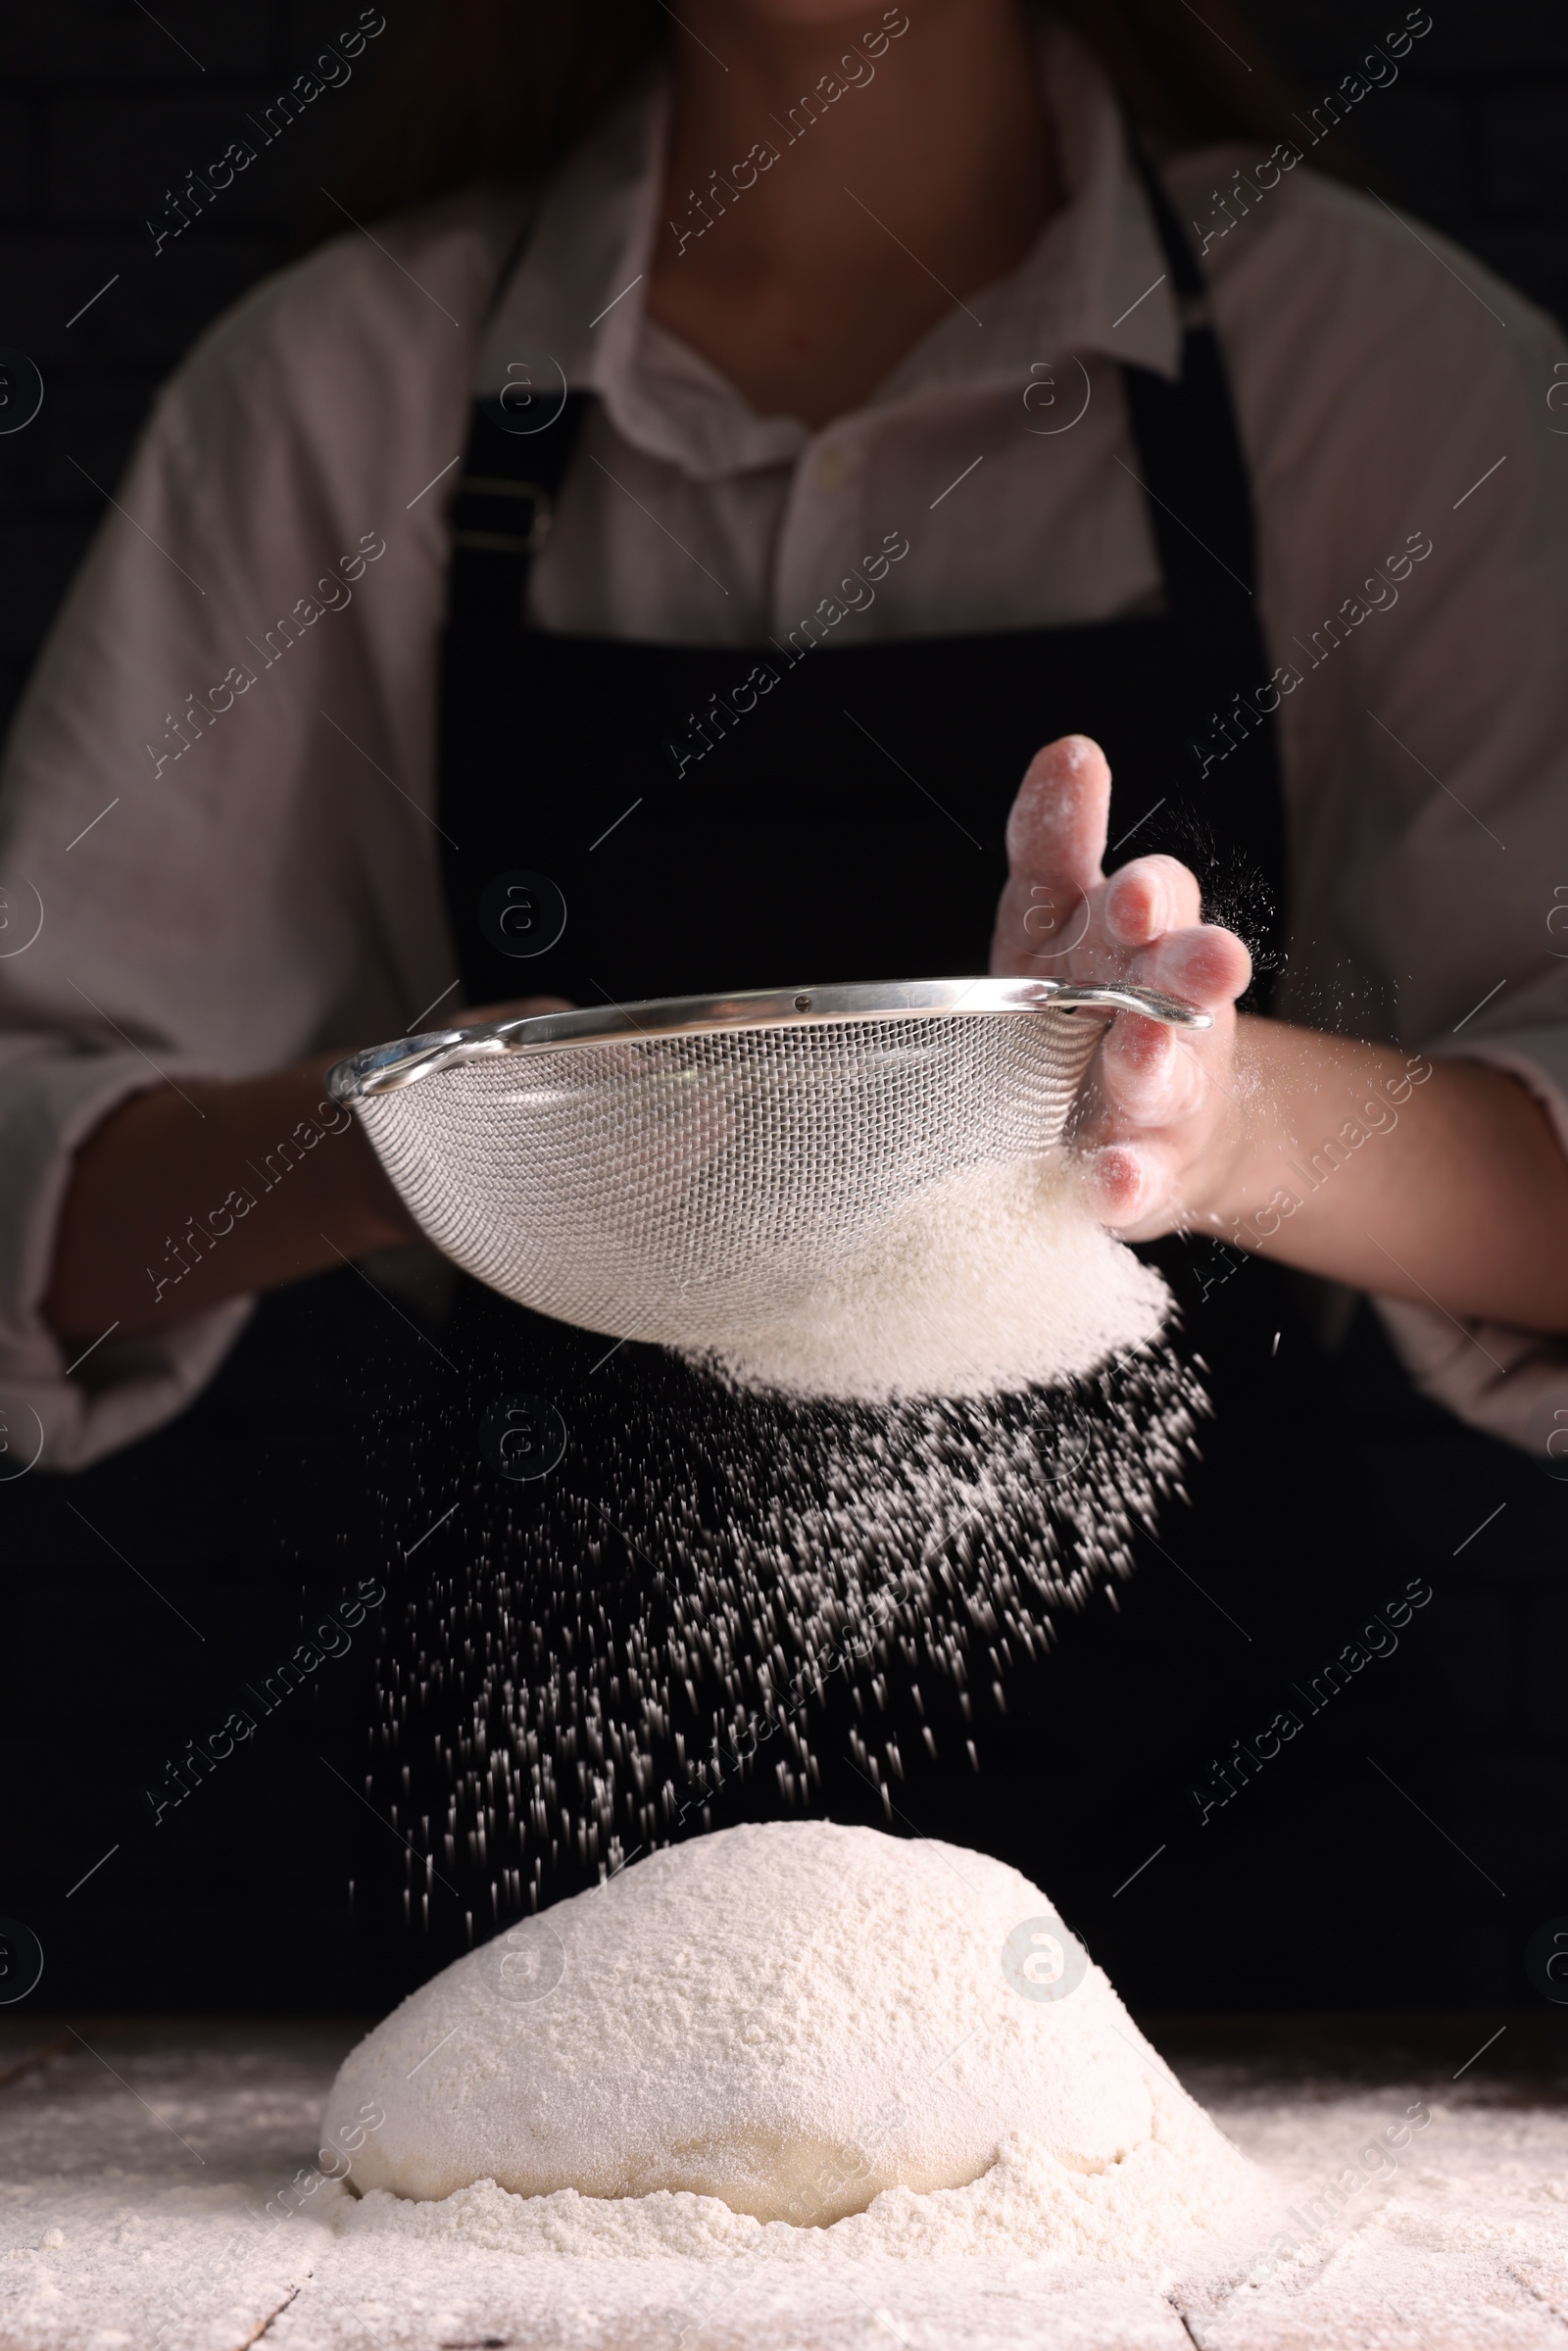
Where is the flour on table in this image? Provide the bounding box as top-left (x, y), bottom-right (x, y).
top-left (322, 1823), bottom-right (1270, 2262)
top-left (689, 1155), bottom-right (1170, 1402)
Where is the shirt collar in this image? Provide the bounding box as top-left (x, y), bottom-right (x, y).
top-left (476, 20), bottom-right (1180, 479)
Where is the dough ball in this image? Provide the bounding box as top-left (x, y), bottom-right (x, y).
top-left (324, 1823), bottom-right (1165, 2224)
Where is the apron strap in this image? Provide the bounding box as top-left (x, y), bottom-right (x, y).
top-left (1121, 144), bottom-right (1286, 977)
top-left (446, 389), bottom-right (594, 634)
top-left (1122, 147), bottom-right (1261, 611)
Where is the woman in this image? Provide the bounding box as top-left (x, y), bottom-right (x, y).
top-left (3, 0), bottom-right (1566, 2001)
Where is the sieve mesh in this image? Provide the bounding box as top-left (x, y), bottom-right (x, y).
top-left (332, 984), bottom-right (1206, 1348)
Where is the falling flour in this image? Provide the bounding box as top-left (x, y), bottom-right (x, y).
top-left (370, 1153), bottom-right (1205, 1935)
top-left (375, 1329), bottom-right (1207, 1918)
top-left (691, 1154), bottom-right (1171, 1403)
top-left (324, 1822), bottom-right (1273, 2264)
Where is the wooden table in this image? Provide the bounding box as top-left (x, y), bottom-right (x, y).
top-left (1, 2013), bottom-right (1563, 2348)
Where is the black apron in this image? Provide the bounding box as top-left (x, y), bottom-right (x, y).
top-left (361, 162), bottom-right (1471, 2006)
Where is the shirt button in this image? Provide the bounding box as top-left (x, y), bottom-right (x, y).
top-left (811, 446), bottom-right (851, 492)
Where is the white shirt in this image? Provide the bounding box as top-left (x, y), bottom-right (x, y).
top-left (2, 24), bottom-right (1566, 1468)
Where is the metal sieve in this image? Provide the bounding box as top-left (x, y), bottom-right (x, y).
top-left (326, 977), bottom-right (1210, 1349)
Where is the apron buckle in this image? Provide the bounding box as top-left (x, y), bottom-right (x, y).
top-left (451, 473), bottom-right (554, 558)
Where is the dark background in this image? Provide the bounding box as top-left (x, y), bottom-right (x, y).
top-left (1, 2), bottom-right (1566, 2017)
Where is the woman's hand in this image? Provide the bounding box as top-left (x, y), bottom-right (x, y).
top-left (42, 998), bottom-right (574, 1344)
top-left (989, 734), bottom-right (1568, 1331)
top-left (991, 734), bottom-right (1251, 1237)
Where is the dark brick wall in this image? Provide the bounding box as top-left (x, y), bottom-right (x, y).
top-left (1246, 0), bottom-right (1568, 321)
top-left (0, 1269), bottom-right (444, 2012)
top-left (1, 3), bottom-right (1565, 2014)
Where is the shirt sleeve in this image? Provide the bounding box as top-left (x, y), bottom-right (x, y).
top-left (1188, 152), bottom-right (1568, 1455)
top-left (0, 217), bottom-right (478, 1469)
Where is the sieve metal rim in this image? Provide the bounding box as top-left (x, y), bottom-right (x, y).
top-left (326, 976), bottom-right (1211, 1103)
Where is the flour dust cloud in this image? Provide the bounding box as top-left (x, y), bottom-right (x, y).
top-left (370, 1159), bottom-right (1205, 1937)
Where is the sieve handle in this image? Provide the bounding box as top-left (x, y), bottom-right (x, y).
top-left (1042, 982), bottom-right (1212, 1030)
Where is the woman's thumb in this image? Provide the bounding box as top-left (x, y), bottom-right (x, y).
top-left (1004, 734), bottom-right (1111, 891)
